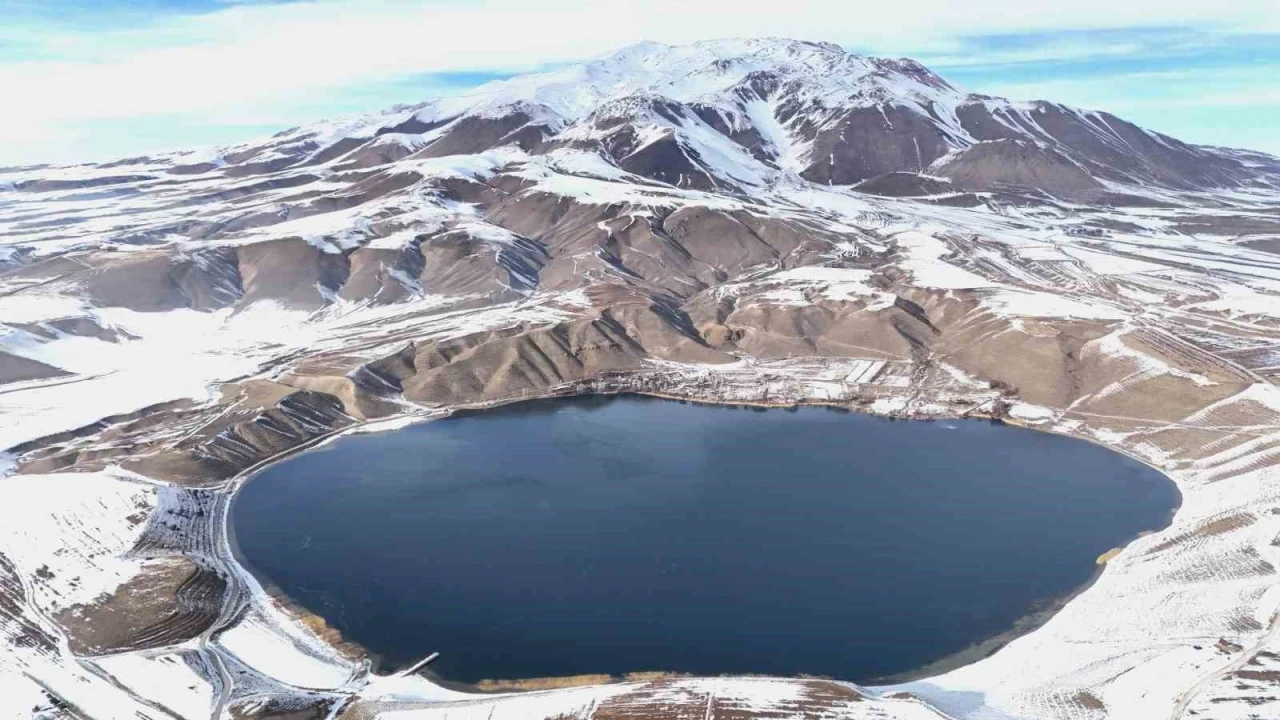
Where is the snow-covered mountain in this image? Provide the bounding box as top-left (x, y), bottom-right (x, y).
top-left (130, 37), bottom-right (1274, 195)
top-left (5, 37), bottom-right (1276, 316)
top-left (3, 37), bottom-right (1280, 720)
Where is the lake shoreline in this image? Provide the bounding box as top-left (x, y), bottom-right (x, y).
top-left (229, 391), bottom-right (1181, 688)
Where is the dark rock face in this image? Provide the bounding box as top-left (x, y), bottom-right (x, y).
top-left (561, 97), bottom-right (729, 190)
top-left (374, 114), bottom-right (455, 137)
top-left (300, 137), bottom-right (369, 167)
top-left (172, 247), bottom-right (244, 310)
top-left (337, 245), bottom-right (419, 304)
top-left (0, 351), bottom-right (67, 385)
top-left (331, 139), bottom-right (422, 171)
top-left (237, 238), bottom-right (349, 310)
top-left (953, 99), bottom-right (1252, 191)
top-left (616, 134), bottom-right (719, 190)
top-left (802, 104), bottom-right (952, 185)
top-left (64, 253), bottom-right (195, 312)
top-left (690, 102), bottom-right (773, 163)
top-left (931, 139), bottom-right (1105, 199)
top-left (412, 112), bottom-right (550, 158)
top-left (1022, 104), bottom-right (1242, 189)
top-left (416, 227), bottom-right (548, 296)
top-left (853, 172), bottom-right (953, 197)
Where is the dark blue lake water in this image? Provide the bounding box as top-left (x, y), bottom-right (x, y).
top-left (230, 395), bottom-right (1177, 683)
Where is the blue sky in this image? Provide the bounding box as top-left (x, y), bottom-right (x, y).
top-left (1, 0), bottom-right (1277, 165)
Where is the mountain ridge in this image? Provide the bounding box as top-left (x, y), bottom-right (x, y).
top-left (12, 37), bottom-right (1271, 199)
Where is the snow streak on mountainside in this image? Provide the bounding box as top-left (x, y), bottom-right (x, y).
top-left (2, 37), bottom-right (1280, 720)
top-left (199, 38), bottom-right (1277, 191)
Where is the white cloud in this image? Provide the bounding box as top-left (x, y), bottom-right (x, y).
top-left (1, 0), bottom-right (1278, 164)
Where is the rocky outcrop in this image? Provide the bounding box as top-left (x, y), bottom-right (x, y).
top-left (853, 172), bottom-right (954, 197)
top-left (0, 351), bottom-right (67, 385)
top-left (237, 238), bottom-right (349, 310)
top-left (930, 139), bottom-right (1104, 199)
top-left (801, 104), bottom-right (951, 185)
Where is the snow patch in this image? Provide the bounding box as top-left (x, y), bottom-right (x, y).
top-left (980, 288), bottom-right (1127, 320)
top-left (0, 470), bottom-right (155, 610)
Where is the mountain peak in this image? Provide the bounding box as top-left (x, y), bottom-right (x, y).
top-left (43, 37), bottom-right (1275, 197)
top-left (407, 37), bottom-right (946, 131)
top-left (602, 37), bottom-right (851, 62)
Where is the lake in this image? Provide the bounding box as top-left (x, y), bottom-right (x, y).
top-left (230, 395), bottom-right (1178, 683)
